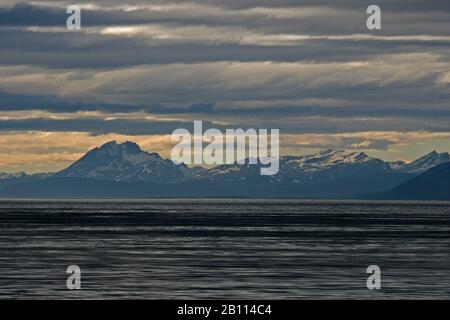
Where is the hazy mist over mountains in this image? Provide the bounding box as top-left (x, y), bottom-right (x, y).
top-left (1, 141), bottom-right (450, 199)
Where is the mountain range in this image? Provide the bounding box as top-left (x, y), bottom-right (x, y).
top-left (1, 141), bottom-right (449, 199)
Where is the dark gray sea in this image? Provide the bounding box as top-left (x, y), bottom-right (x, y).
top-left (0, 200), bottom-right (448, 299)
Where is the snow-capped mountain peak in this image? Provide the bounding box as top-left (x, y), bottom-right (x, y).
top-left (284, 150), bottom-right (375, 172)
top-left (56, 141), bottom-right (189, 183)
top-left (397, 151), bottom-right (450, 174)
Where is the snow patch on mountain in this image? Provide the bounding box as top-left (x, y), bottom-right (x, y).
top-left (388, 161), bottom-right (407, 171)
top-left (392, 151), bottom-right (450, 174)
top-left (0, 172), bottom-right (27, 180)
top-left (284, 150), bottom-right (378, 172)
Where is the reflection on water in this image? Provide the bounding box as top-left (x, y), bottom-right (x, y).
top-left (0, 200), bottom-right (449, 299)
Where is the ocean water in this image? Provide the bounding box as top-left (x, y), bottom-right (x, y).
top-left (0, 200), bottom-right (448, 300)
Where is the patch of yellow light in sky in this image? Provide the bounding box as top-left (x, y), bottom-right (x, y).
top-left (1, 131), bottom-right (450, 173)
top-left (0, 132), bottom-right (174, 173)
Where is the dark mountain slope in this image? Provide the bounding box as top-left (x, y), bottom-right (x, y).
top-left (374, 162), bottom-right (450, 200)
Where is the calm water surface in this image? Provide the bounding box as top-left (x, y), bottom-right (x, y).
top-left (0, 200), bottom-right (448, 299)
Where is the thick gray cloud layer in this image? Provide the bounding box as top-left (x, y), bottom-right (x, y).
top-left (0, 0), bottom-right (449, 137)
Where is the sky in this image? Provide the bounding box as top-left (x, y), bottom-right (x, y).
top-left (0, 0), bottom-right (449, 173)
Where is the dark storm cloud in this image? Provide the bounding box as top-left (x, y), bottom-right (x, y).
top-left (0, 1), bottom-right (448, 71)
top-left (1, 88), bottom-right (450, 120)
top-left (1, 1), bottom-right (450, 36)
top-left (3, 35), bottom-right (446, 69)
top-left (0, 118), bottom-right (192, 135)
top-left (3, 111), bottom-right (450, 135)
top-left (5, 0), bottom-right (448, 13)
top-left (157, 0), bottom-right (450, 12)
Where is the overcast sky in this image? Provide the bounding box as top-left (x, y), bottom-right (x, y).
top-left (0, 0), bottom-right (449, 172)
